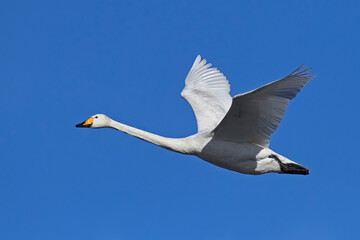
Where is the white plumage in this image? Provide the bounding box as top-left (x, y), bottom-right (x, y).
top-left (181, 55), bottom-right (232, 132)
top-left (77, 55), bottom-right (313, 175)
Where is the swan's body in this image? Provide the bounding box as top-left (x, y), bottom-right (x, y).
top-left (77, 56), bottom-right (312, 175)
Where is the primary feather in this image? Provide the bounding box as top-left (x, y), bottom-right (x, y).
top-left (213, 64), bottom-right (313, 147)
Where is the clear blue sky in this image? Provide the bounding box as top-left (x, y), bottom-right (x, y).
top-left (1, 1), bottom-right (359, 239)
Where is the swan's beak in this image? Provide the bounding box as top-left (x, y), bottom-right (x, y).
top-left (76, 117), bottom-right (94, 128)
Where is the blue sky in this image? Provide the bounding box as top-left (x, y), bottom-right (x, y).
top-left (1, 0), bottom-right (359, 239)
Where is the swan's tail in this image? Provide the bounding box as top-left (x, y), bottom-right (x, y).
top-left (269, 154), bottom-right (309, 175)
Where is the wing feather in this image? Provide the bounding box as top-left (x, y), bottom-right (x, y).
top-left (213, 65), bottom-right (313, 147)
top-left (181, 55), bottom-right (232, 132)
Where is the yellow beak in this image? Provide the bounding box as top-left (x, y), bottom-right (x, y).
top-left (76, 117), bottom-right (94, 128)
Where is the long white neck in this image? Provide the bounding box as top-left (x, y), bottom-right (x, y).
top-left (108, 120), bottom-right (192, 154)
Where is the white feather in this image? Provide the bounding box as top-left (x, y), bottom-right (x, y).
top-left (181, 55), bottom-right (232, 132)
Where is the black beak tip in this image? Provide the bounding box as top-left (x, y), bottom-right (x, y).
top-left (76, 121), bottom-right (91, 128)
top-left (76, 122), bottom-right (85, 128)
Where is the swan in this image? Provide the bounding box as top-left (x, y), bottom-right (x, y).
top-left (76, 55), bottom-right (313, 175)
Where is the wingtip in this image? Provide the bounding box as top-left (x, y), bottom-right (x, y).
top-left (289, 64), bottom-right (314, 79)
top-left (190, 55), bottom-right (202, 69)
top-left (195, 54), bottom-right (202, 62)
top-left (289, 64), bottom-right (305, 75)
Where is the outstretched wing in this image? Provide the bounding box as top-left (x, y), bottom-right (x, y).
top-left (181, 55), bottom-right (232, 132)
top-left (213, 65), bottom-right (313, 147)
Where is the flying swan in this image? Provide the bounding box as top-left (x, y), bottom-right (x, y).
top-left (76, 55), bottom-right (313, 175)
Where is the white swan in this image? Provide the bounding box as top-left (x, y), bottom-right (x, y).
top-left (76, 55), bottom-right (313, 175)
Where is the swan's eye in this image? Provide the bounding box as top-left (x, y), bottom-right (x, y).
top-left (95, 116), bottom-right (98, 118)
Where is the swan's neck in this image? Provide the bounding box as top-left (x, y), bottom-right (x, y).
top-left (109, 120), bottom-right (191, 154)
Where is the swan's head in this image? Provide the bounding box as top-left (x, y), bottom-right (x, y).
top-left (76, 114), bottom-right (111, 128)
